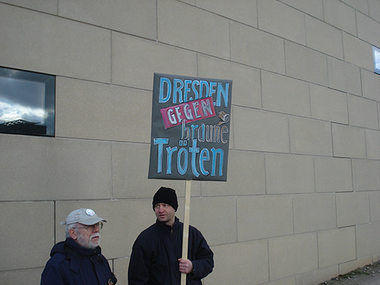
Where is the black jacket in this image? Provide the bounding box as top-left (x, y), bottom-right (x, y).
top-left (40, 238), bottom-right (117, 285)
top-left (128, 217), bottom-right (214, 285)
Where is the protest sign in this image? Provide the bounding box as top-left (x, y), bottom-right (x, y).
top-left (148, 73), bottom-right (232, 181)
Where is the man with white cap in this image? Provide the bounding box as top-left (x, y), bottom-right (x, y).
top-left (40, 208), bottom-right (117, 285)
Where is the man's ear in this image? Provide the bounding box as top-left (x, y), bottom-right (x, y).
top-left (69, 228), bottom-right (78, 240)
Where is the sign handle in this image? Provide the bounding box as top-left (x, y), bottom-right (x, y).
top-left (181, 180), bottom-right (192, 285)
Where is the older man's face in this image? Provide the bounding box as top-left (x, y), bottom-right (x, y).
top-left (71, 222), bottom-right (102, 249)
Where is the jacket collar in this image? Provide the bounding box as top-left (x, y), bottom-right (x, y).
top-left (64, 238), bottom-right (102, 273)
top-left (64, 237), bottom-right (101, 257)
top-left (156, 216), bottom-right (181, 232)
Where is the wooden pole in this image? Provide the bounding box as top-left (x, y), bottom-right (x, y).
top-left (181, 180), bottom-right (192, 285)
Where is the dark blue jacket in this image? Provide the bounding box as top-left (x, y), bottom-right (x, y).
top-left (128, 217), bottom-right (214, 285)
top-left (40, 238), bottom-right (117, 285)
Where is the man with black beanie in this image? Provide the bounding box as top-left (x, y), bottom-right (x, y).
top-left (128, 187), bottom-right (214, 285)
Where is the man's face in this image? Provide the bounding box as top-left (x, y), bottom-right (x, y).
top-left (154, 203), bottom-right (176, 226)
top-left (70, 222), bottom-right (102, 249)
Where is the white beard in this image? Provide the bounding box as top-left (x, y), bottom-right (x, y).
top-left (77, 232), bottom-right (100, 249)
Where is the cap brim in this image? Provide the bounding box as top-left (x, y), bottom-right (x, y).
top-left (79, 216), bottom-right (107, 225)
top-left (61, 217), bottom-right (107, 225)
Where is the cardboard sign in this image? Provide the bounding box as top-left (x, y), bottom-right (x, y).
top-left (148, 73), bottom-right (232, 181)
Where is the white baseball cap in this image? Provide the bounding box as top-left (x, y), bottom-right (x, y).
top-left (62, 208), bottom-right (106, 225)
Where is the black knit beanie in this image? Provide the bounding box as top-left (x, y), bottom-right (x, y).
top-left (152, 187), bottom-right (178, 211)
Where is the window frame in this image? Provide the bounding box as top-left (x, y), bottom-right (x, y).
top-left (0, 66), bottom-right (55, 137)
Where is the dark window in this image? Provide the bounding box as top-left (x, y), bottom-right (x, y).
top-left (0, 67), bottom-right (55, 136)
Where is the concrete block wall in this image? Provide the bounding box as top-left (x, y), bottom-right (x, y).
top-left (0, 0), bottom-right (380, 284)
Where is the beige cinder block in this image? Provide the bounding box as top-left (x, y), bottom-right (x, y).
top-left (207, 240), bottom-right (269, 285)
top-left (262, 71), bottom-right (310, 117)
top-left (327, 56), bottom-right (362, 96)
top-left (348, 95), bottom-right (379, 129)
top-left (0, 4), bottom-right (111, 82)
top-left (310, 84), bottom-right (348, 124)
top-left (352, 159), bottom-right (380, 191)
top-left (314, 157), bottom-right (353, 192)
top-left (158, 0), bottom-right (230, 59)
top-left (0, 0), bottom-right (57, 14)
top-left (323, 0), bottom-right (357, 35)
top-left (258, 0), bottom-right (306, 45)
top-left (341, 0), bottom-right (369, 15)
top-left (196, 0), bottom-right (258, 27)
top-left (285, 41), bottom-right (328, 86)
top-left (339, 257), bottom-right (373, 275)
top-left (332, 124), bottom-right (366, 158)
top-left (289, 116), bottom-right (332, 156)
top-left (366, 129), bottom-right (380, 159)
top-left (111, 142), bottom-right (185, 199)
top-left (356, 222), bottom-right (380, 259)
top-left (336, 192), bottom-right (370, 227)
top-left (56, 77), bottom-right (152, 143)
top-left (293, 193), bottom-right (337, 233)
top-left (318, 227), bottom-right (356, 268)
top-left (268, 233), bottom-right (318, 281)
top-left (58, 0), bottom-right (157, 40)
top-left (369, 191), bottom-right (380, 222)
top-left (305, 15), bottom-right (343, 59)
top-left (113, 257), bottom-right (129, 285)
top-left (0, 202), bottom-right (54, 271)
top-left (233, 107), bottom-right (289, 153)
top-left (190, 196), bottom-right (237, 245)
top-left (198, 55), bottom-right (261, 109)
top-left (368, 0), bottom-right (380, 22)
top-left (342, 33), bottom-right (373, 70)
top-left (112, 33), bottom-right (197, 90)
top-left (0, 267), bottom-right (44, 285)
top-left (296, 265), bottom-right (338, 285)
top-left (230, 22), bottom-right (285, 73)
top-left (0, 135), bottom-right (112, 201)
top-left (237, 195), bottom-right (293, 241)
top-left (362, 69), bottom-right (380, 101)
top-left (201, 150), bottom-right (265, 197)
top-left (281, 0), bottom-right (323, 19)
top-left (265, 153), bottom-right (314, 194)
top-left (357, 12), bottom-right (380, 49)
top-left (264, 277), bottom-right (296, 285)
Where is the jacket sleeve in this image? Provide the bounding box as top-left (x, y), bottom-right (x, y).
top-left (128, 237), bottom-right (150, 285)
top-left (188, 227), bottom-right (214, 280)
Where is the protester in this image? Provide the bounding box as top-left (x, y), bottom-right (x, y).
top-left (40, 208), bottom-right (117, 285)
top-left (128, 186), bottom-right (214, 284)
